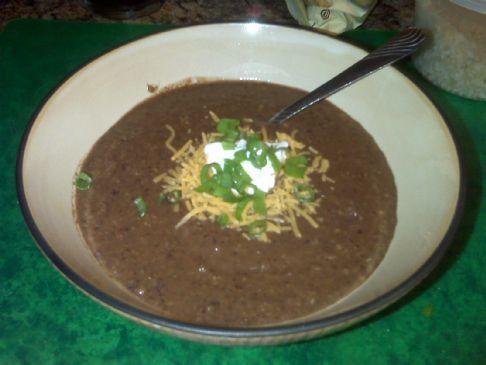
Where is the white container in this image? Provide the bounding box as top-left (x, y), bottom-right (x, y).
top-left (413, 0), bottom-right (486, 100)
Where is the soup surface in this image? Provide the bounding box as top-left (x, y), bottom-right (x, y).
top-left (75, 81), bottom-right (397, 327)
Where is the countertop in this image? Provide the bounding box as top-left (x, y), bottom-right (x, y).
top-left (0, 0), bottom-right (414, 30)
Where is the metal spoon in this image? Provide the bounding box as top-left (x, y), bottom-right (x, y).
top-left (268, 28), bottom-right (425, 125)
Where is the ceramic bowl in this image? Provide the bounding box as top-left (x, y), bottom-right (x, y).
top-left (17, 23), bottom-right (463, 345)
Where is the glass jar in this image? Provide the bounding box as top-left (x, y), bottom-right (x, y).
top-left (413, 0), bottom-right (486, 100)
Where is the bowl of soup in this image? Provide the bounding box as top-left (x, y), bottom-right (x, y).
top-left (17, 23), bottom-right (463, 345)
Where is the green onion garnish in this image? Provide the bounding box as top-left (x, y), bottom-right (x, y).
top-left (211, 185), bottom-right (235, 201)
top-left (199, 163), bottom-right (222, 186)
top-left (248, 220), bottom-right (267, 238)
top-left (217, 119), bottom-right (241, 143)
top-left (221, 141), bottom-right (236, 150)
top-left (246, 134), bottom-right (268, 168)
top-left (74, 172), bottom-right (92, 191)
top-left (252, 188), bottom-right (267, 216)
top-left (268, 149), bottom-right (281, 172)
top-left (217, 118), bottom-right (240, 135)
top-left (133, 196), bottom-right (147, 217)
top-left (235, 197), bottom-right (251, 221)
top-left (195, 124), bottom-right (278, 223)
top-left (229, 162), bottom-right (252, 191)
top-left (233, 149), bottom-right (247, 163)
top-left (159, 190), bottom-right (182, 204)
top-left (293, 184), bottom-right (316, 203)
top-left (193, 118), bottom-right (319, 239)
top-left (167, 190), bottom-right (182, 204)
top-left (285, 155), bottom-right (308, 178)
top-left (223, 129), bottom-right (240, 143)
top-left (217, 213), bottom-right (229, 226)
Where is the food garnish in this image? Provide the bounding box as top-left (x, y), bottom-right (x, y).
top-left (74, 172), bottom-right (93, 191)
top-left (133, 196), bottom-right (147, 217)
top-left (155, 112), bottom-right (331, 241)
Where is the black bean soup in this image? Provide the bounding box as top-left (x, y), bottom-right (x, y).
top-left (74, 81), bottom-right (397, 327)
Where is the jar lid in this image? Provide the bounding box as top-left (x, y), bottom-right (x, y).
top-left (450, 0), bottom-right (486, 14)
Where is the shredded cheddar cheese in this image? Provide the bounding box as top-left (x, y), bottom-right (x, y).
top-left (171, 140), bottom-right (192, 161)
top-left (155, 116), bottom-right (332, 241)
top-left (209, 110), bottom-right (220, 123)
top-left (164, 124), bottom-right (177, 154)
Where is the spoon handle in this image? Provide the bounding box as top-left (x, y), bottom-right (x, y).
top-left (268, 28), bottom-right (425, 124)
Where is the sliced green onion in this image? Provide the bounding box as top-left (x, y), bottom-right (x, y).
top-left (217, 213), bottom-right (229, 226)
top-left (235, 197), bottom-right (251, 221)
top-left (250, 149), bottom-right (268, 168)
top-left (217, 118), bottom-right (240, 135)
top-left (218, 170), bottom-right (233, 189)
top-left (268, 149), bottom-right (281, 172)
top-left (246, 134), bottom-right (268, 168)
top-left (222, 191), bottom-right (242, 203)
top-left (217, 119), bottom-right (241, 143)
top-left (246, 135), bottom-right (262, 150)
top-left (245, 132), bottom-right (260, 144)
top-left (221, 141), bottom-right (236, 150)
top-left (133, 196), bottom-right (147, 217)
top-left (195, 120), bottom-right (293, 230)
top-left (252, 188), bottom-right (267, 216)
top-left (74, 172), bottom-right (92, 191)
top-left (229, 162), bottom-right (251, 192)
top-left (158, 192), bottom-right (167, 203)
top-left (212, 185), bottom-right (232, 200)
top-left (195, 184), bottom-right (210, 193)
top-left (233, 149), bottom-right (247, 163)
top-left (248, 220), bottom-right (267, 238)
top-left (285, 155), bottom-right (308, 178)
top-left (199, 163), bottom-right (222, 185)
top-left (223, 129), bottom-right (240, 142)
top-left (166, 190), bottom-right (181, 204)
top-left (293, 184), bottom-right (316, 203)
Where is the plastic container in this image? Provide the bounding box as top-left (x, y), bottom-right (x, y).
top-left (413, 0), bottom-right (486, 100)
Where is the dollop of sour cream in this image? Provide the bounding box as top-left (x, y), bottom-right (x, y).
top-left (204, 139), bottom-right (288, 193)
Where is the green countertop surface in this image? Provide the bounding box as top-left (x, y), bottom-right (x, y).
top-left (0, 19), bottom-right (484, 365)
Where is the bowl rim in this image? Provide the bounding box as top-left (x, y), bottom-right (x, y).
top-left (16, 22), bottom-right (466, 339)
